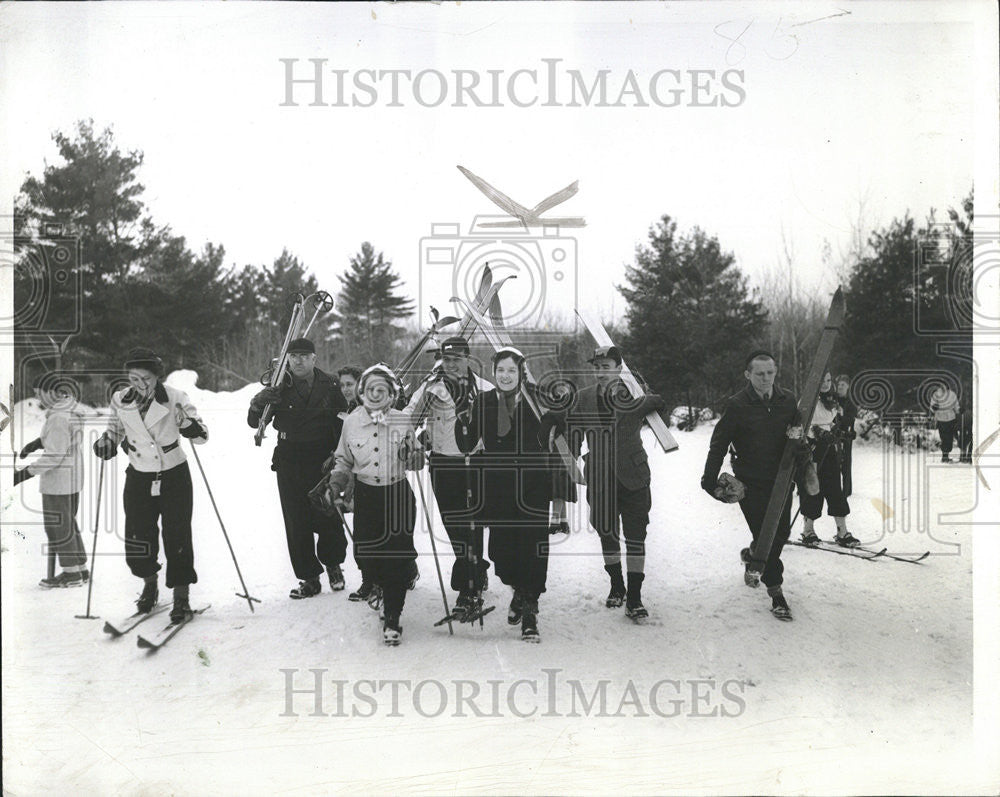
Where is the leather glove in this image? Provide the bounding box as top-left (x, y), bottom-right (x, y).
top-left (93, 434), bottom-right (118, 460)
top-left (19, 438), bottom-right (43, 459)
top-left (711, 472), bottom-right (746, 503)
top-left (13, 468), bottom-right (34, 485)
top-left (251, 386), bottom-right (283, 410)
top-left (308, 478), bottom-right (339, 516)
top-left (179, 418), bottom-right (206, 439)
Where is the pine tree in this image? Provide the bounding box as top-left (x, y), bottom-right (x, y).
top-left (619, 215), bottom-right (767, 420)
top-left (333, 242), bottom-right (414, 364)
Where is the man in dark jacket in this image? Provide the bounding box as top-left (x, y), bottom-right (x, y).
top-left (701, 350), bottom-right (799, 621)
top-left (248, 338), bottom-right (349, 599)
top-left (559, 346), bottom-right (665, 622)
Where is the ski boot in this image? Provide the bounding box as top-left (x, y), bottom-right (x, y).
top-left (547, 521), bottom-right (570, 535)
top-left (366, 584), bottom-right (384, 611)
top-left (170, 585), bottom-right (193, 624)
top-left (39, 570), bottom-right (86, 589)
top-left (327, 565), bottom-right (345, 592)
top-left (349, 580), bottom-right (374, 602)
top-left (799, 527), bottom-right (821, 546)
top-left (520, 597), bottom-right (540, 643)
top-left (835, 531), bottom-right (861, 548)
top-left (624, 573), bottom-right (648, 622)
top-left (768, 587), bottom-right (793, 622)
top-left (136, 576), bottom-right (159, 613)
top-left (289, 577), bottom-right (322, 599)
top-left (741, 547), bottom-right (761, 588)
top-left (383, 614), bottom-right (403, 646)
top-left (604, 563), bottom-right (626, 608)
top-left (406, 560), bottom-right (420, 590)
top-left (507, 589), bottom-right (524, 626)
top-left (451, 591), bottom-right (474, 622)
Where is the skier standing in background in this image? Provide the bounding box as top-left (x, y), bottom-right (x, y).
top-left (834, 374), bottom-right (858, 497)
top-left (930, 383), bottom-right (960, 463)
top-left (798, 372), bottom-right (859, 548)
top-left (92, 348), bottom-right (207, 623)
top-left (14, 375), bottom-right (89, 588)
top-left (247, 337), bottom-right (350, 599)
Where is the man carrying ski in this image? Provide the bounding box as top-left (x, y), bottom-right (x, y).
top-left (547, 345), bottom-right (665, 622)
top-left (701, 350), bottom-right (801, 621)
top-left (247, 337), bottom-right (350, 599)
top-left (404, 336), bottom-right (490, 620)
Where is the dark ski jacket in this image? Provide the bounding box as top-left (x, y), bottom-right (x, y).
top-left (702, 383), bottom-right (800, 489)
top-left (455, 386), bottom-right (553, 522)
top-left (247, 368), bottom-right (347, 456)
top-left (561, 382), bottom-right (665, 491)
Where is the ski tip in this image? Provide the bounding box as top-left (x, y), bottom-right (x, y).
top-left (102, 623), bottom-right (120, 637)
top-left (136, 636), bottom-right (155, 650)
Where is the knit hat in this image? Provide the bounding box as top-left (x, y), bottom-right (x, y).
top-left (287, 338), bottom-right (315, 355)
top-left (491, 346), bottom-right (525, 368)
top-left (124, 347), bottom-right (164, 376)
top-left (359, 363), bottom-right (401, 395)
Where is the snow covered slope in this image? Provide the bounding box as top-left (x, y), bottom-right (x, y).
top-left (2, 373), bottom-right (994, 794)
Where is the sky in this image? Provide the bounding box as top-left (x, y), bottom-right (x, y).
top-left (0, 1), bottom-right (987, 331)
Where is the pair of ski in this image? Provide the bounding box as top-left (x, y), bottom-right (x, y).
top-left (788, 538), bottom-right (929, 564)
top-left (103, 603), bottom-right (210, 650)
top-left (434, 602), bottom-right (496, 628)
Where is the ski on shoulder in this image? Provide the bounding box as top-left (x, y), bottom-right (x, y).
top-left (136, 604), bottom-right (211, 651)
top-left (102, 603), bottom-right (171, 637)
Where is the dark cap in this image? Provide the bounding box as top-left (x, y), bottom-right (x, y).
top-left (588, 345), bottom-right (622, 366)
top-left (287, 338), bottom-right (316, 355)
top-left (744, 349), bottom-right (775, 369)
top-left (124, 347), bottom-right (164, 376)
top-left (440, 336), bottom-right (470, 357)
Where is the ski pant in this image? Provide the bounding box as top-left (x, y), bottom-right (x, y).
top-left (799, 439), bottom-right (850, 519)
top-left (123, 462), bottom-right (197, 588)
top-left (353, 479), bottom-right (417, 619)
top-left (738, 478), bottom-right (792, 589)
top-left (937, 419), bottom-right (958, 455)
top-left (274, 444), bottom-right (347, 581)
top-left (840, 438), bottom-right (853, 497)
top-left (41, 492), bottom-right (87, 569)
top-left (488, 522), bottom-right (549, 600)
top-left (428, 454), bottom-right (489, 592)
top-left (588, 477), bottom-right (650, 575)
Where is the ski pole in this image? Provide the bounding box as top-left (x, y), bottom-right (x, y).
top-left (333, 501), bottom-right (355, 543)
top-left (76, 458), bottom-right (104, 620)
top-left (177, 405), bottom-right (261, 613)
top-left (415, 467), bottom-right (453, 635)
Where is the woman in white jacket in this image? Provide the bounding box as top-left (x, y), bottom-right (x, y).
top-left (93, 348), bottom-right (208, 622)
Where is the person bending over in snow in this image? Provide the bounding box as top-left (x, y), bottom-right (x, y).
top-left (701, 350), bottom-right (804, 622)
top-left (14, 375), bottom-right (89, 588)
top-left (92, 348), bottom-right (207, 623)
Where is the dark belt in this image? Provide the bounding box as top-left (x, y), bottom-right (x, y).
top-left (122, 438), bottom-right (179, 454)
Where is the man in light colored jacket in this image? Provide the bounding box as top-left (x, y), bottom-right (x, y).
top-left (14, 377), bottom-right (89, 588)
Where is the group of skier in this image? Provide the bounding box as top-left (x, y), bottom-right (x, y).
top-left (12, 323), bottom-right (954, 645)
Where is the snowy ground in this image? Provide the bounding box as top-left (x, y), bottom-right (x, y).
top-left (2, 372), bottom-right (997, 794)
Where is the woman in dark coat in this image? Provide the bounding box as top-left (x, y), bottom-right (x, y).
top-left (455, 347), bottom-right (552, 643)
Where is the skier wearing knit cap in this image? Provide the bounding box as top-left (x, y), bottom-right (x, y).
top-left (93, 347), bottom-right (208, 623)
top-left (312, 363), bottom-right (426, 646)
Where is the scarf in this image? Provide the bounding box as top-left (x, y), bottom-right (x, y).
top-left (496, 389), bottom-right (519, 438)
